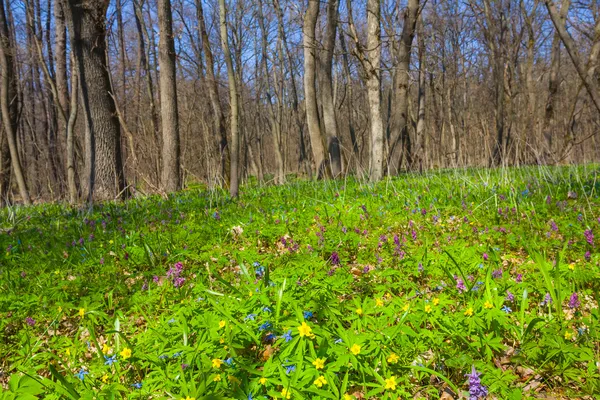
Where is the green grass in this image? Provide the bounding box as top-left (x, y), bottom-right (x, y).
top-left (1, 165), bottom-right (599, 399)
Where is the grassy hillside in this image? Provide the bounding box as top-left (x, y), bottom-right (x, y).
top-left (1, 166), bottom-right (599, 399)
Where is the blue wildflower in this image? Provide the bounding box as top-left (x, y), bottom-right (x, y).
top-left (75, 369), bottom-right (88, 381)
top-left (168, 318), bottom-right (177, 324)
top-left (282, 330), bottom-right (293, 342)
top-left (104, 355), bottom-right (117, 366)
top-left (225, 357), bottom-right (234, 366)
top-left (303, 310), bottom-right (313, 319)
top-left (259, 322), bottom-right (272, 331)
top-left (244, 313), bottom-right (257, 321)
top-left (131, 382), bottom-right (143, 389)
top-left (262, 307), bottom-right (272, 313)
top-left (501, 306), bottom-right (512, 314)
top-left (159, 354), bottom-right (169, 360)
top-left (172, 351), bottom-right (182, 358)
top-left (285, 364), bottom-right (296, 374)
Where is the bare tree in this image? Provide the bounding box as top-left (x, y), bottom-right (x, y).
top-left (158, 0), bottom-right (181, 192)
top-left (218, 0), bottom-right (239, 197)
top-left (0, 0), bottom-right (31, 205)
top-left (63, 0), bottom-right (126, 202)
top-left (388, 0), bottom-right (420, 174)
top-left (304, 0), bottom-right (326, 177)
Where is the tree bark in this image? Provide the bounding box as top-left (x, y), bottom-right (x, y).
top-left (303, 0), bottom-right (326, 178)
top-left (158, 0), bottom-right (181, 193)
top-left (63, 0), bottom-right (126, 202)
top-left (544, 0), bottom-right (600, 113)
top-left (365, 0), bottom-right (384, 181)
top-left (197, 0), bottom-right (229, 185)
top-left (0, 0), bottom-right (31, 204)
top-left (320, 0), bottom-right (342, 177)
top-left (218, 0), bottom-right (239, 197)
top-left (388, 0), bottom-right (419, 175)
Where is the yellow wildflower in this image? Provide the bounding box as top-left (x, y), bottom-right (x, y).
top-left (350, 344), bottom-right (361, 355)
top-left (298, 321), bottom-right (312, 337)
top-left (249, 291), bottom-right (254, 297)
top-left (312, 358), bottom-right (326, 370)
top-left (385, 376), bottom-right (397, 390)
top-left (212, 358), bottom-right (223, 368)
top-left (564, 331), bottom-right (573, 340)
top-left (120, 347), bottom-right (132, 359)
top-left (387, 353), bottom-right (399, 364)
top-left (464, 307), bottom-right (474, 317)
top-left (424, 305), bottom-right (432, 313)
top-left (356, 308), bottom-right (363, 315)
top-left (219, 320), bottom-right (226, 329)
top-left (259, 377), bottom-right (267, 385)
top-left (102, 344), bottom-right (111, 355)
top-left (281, 388), bottom-right (291, 399)
top-left (219, 337), bottom-right (225, 344)
top-left (213, 374), bottom-right (221, 382)
top-left (402, 304), bottom-right (410, 312)
top-left (343, 394), bottom-right (354, 400)
top-left (484, 301), bottom-right (493, 309)
top-left (78, 308), bottom-right (85, 317)
top-left (314, 375), bottom-right (327, 388)
top-left (101, 374), bottom-right (109, 383)
top-left (432, 298), bottom-right (440, 306)
top-left (65, 348), bottom-right (70, 356)
top-left (568, 263), bottom-right (575, 271)
top-left (375, 298), bottom-right (384, 307)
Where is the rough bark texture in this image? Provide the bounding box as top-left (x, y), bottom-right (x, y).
top-left (544, 0), bottom-right (600, 113)
top-left (218, 0), bottom-right (239, 197)
top-left (158, 0), bottom-right (181, 193)
top-left (543, 0), bottom-right (570, 161)
top-left (0, 0), bottom-right (31, 204)
top-left (197, 0), bottom-right (229, 185)
top-left (320, 0), bottom-right (342, 177)
top-left (303, 0), bottom-right (326, 177)
top-left (366, 0), bottom-right (384, 181)
top-left (63, 0), bottom-right (126, 202)
top-left (388, 0), bottom-right (419, 175)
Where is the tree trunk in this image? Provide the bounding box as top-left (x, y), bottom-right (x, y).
top-left (544, 0), bottom-right (600, 113)
top-left (0, 0), bottom-right (31, 204)
top-left (63, 0), bottom-right (126, 202)
top-left (388, 0), bottom-right (419, 175)
top-left (303, 0), bottom-right (326, 178)
top-left (158, 0), bottom-right (181, 193)
top-left (365, 0), bottom-right (384, 181)
top-left (218, 0), bottom-right (239, 197)
top-left (320, 0), bottom-right (342, 177)
top-left (543, 0), bottom-right (570, 162)
top-left (197, 0), bottom-right (229, 185)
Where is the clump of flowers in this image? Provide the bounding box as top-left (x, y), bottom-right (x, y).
top-left (466, 366), bottom-right (488, 399)
top-left (584, 229), bottom-right (594, 245)
top-left (569, 292), bottom-right (580, 309)
top-left (166, 262), bottom-right (185, 288)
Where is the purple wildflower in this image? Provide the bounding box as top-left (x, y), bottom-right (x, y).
top-left (25, 317), bottom-right (36, 327)
top-left (550, 221), bottom-right (558, 232)
top-left (456, 278), bottom-right (467, 293)
top-left (569, 292), bottom-right (580, 309)
top-left (330, 252), bottom-right (340, 266)
top-left (541, 292), bottom-right (552, 307)
top-left (584, 229), bottom-right (594, 245)
top-left (482, 253), bottom-right (488, 261)
top-left (173, 277), bottom-right (185, 288)
top-left (505, 291), bottom-right (514, 302)
top-left (584, 251), bottom-right (591, 261)
top-left (20, 271), bottom-right (26, 278)
top-left (515, 273), bottom-right (523, 283)
top-left (492, 269), bottom-right (503, 279)
top-left (466, 366), bottom-right (488, 400)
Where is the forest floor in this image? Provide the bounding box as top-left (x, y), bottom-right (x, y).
top-left (1, 166), bottom-right (599, 399)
